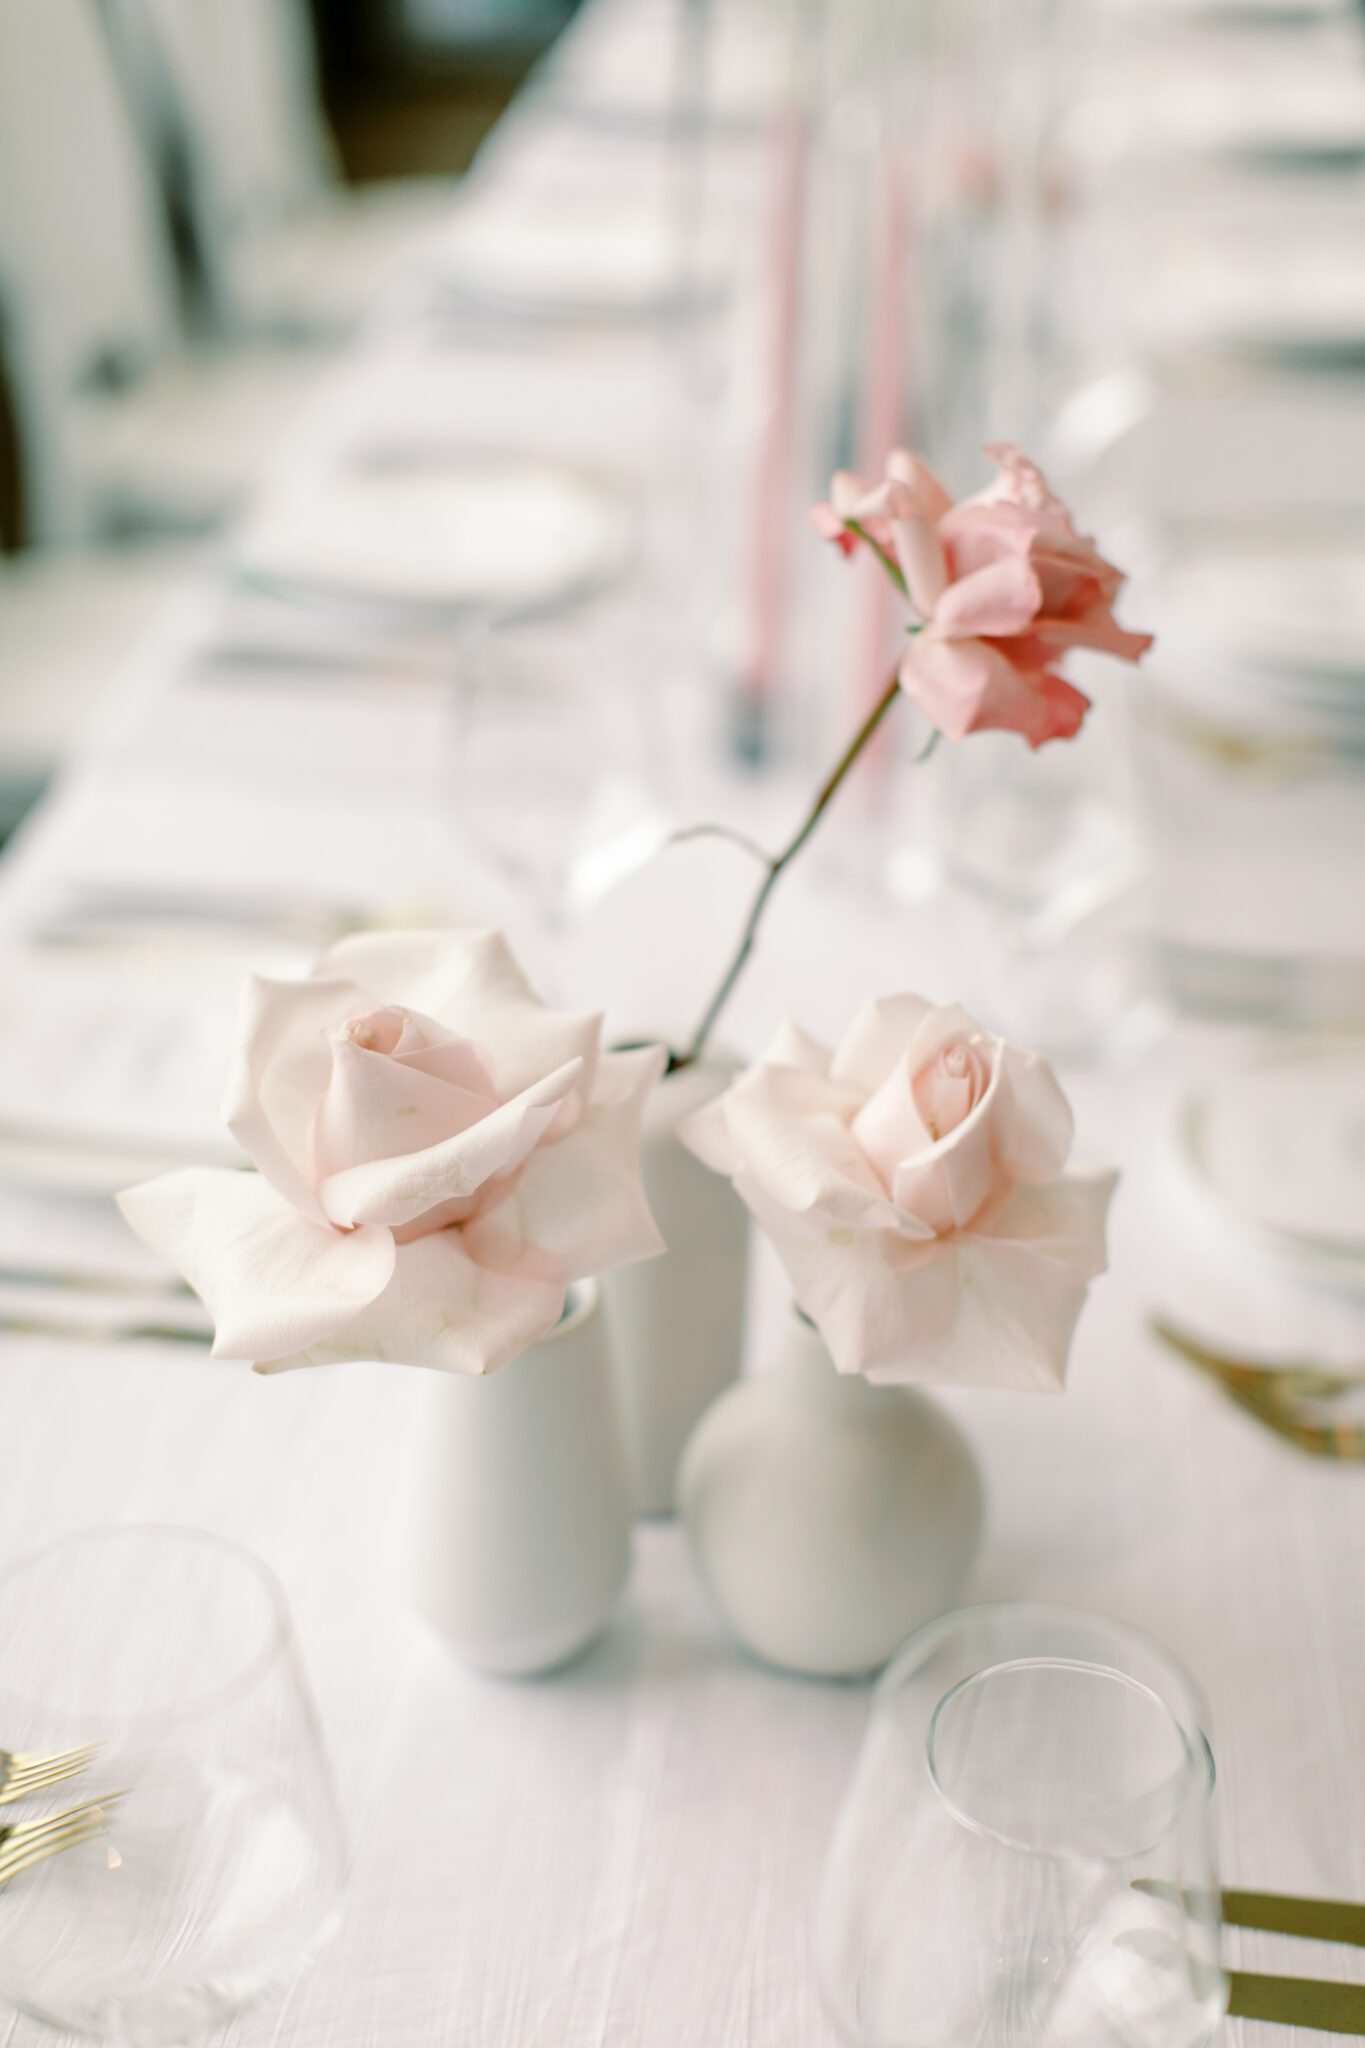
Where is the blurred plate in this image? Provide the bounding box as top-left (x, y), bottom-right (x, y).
top-left (1182, 1043), bottom-right (1365, 1276)
top-left (1152, 537), bottom-right (1365, 683)
top-left (0, 952), bottom-right (239, 1195)
top-left (1148, 244), bottom-right (1365, 369)
top-left (233, 451), bottom-right (634, 626)
top-left (427, 190), bottom-right (730, 324)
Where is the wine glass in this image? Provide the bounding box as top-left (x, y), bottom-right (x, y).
top-left (817, 1603), bottom-right (1226, 2048)
top-left (449, 613), bottom-right (673, 934)
top-left (0, 1525), bottom-right (348, 2044)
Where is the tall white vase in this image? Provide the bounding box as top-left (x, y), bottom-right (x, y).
top-left (679, 1311), bottom-right (983, 1679)
top-left (405, 1282), bottom-right (632, 1677)
top-left (601, 1056), bottom-right (751, 1516)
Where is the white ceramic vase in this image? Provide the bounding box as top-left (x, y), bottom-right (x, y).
top-left (679, 1310), bottom-right (984, 1679)
top-left (404, 1281), bottom-right (632, 1676)
top-left (601, 1055), bottom-right (751, 1516)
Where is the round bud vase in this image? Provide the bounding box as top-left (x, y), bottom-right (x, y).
top-left (601, 1053), bottom-right (751, 1516)
top-left (404, 1281), bottom-right (632, 1677)
top-left (679, 1310), bottom-right (984, 1679)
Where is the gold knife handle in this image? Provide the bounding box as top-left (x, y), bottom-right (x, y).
top-left (1229, 1971), bottom-right (1365, 2036)
top-left (1225, 1891), bottom-right (1365, 1948)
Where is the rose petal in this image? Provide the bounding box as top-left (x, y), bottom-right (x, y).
top-left (872, 1006), bottom-right (1005, 1231)
top-left (117, 1168), bottom-right (395, 1363)
top-left (733, 1169), bottom-right (955, 1377)
top-left (850, 1051), bottom-right (937, 1193)
top-left (311, 1025), bottom-right (499, 1182)
top-left (890, 515), bottom-right (949, 618)
top-left (886, 449), bottom-right (954, 521)
top-left (900, 636), bottom-right (1091, 748)
top-left (224, 974), bottom-right (371, 1224)
top-left (260, 1226), bottom-right (565, 1375)
top-left (762, 1018), bottom-right (836, 1078)
top-left (717, 1062), bottom-right (913, 1231)
top-left (317, 1056), bottom-right (585, 1232)
top-left (465, 1045), bottom-right (666, 1280)
top-left (930, 555), bottom-right (1043, 641)
top-left (997, 1044), bottom-right (1074, 1183)
top-left (314, 929), bottom-right (603, 1101)
top-left (830, 995), bottom-right (936, 1094)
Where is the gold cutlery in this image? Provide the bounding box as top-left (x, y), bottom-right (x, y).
top-left (1225, 1888), bottom-right (1365, 1946)
top-left (1138, 1882), bottom-right (1365, 2031)
top-left (1152, 1318), bottom-right (1365, 1459)
top-left (1229, 1971), bottom-right (1365, 2035)
top-left (0, 1792), bottom-right (126, 1892)
top-left (0, 1742), bottom-right (99, 1806)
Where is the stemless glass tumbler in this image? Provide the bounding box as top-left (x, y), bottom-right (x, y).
top-left (0, 1526), bottom-right (348, 2045)
top-left (818, 1604), bottom-right (1225, 2048)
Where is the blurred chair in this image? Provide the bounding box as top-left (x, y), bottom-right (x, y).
top-left (0, 0), bottom-right (324, 542)
top-left (0, 315), bottom-right (193, 835)
top-left (102, 0), bottom-right (458, 342)
top-left (0, 541), bottom-right (193, 836)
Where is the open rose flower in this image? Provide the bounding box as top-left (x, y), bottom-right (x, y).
top-left (680, 996), bottom-right (1115, 1390)
top-left (118, 930), bottom-right (664, 1374)
top-left (812, 442), bottom-right (1151, 747)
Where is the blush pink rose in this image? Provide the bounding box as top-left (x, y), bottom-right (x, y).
top-left (680, 995), bottom-right (1115, 1390)
top-left (813, 442), bottom-right (1151, 748)
top-left (119, 929), bottom-right (664, 1374)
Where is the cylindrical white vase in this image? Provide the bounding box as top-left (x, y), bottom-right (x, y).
top-left (679, 1311), bottom-right (983, 1679)
top-left (601, 1055), bottom-right (751, 1516)
top-left (405, 1281), bottom-right (632, 1676)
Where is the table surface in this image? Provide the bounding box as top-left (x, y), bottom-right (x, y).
top-left (1, 3), bottom-right (1364, 2042)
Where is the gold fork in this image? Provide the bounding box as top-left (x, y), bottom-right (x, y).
top-left (0, 1742), bottom-right (99, 1807)
top-left (0, 1792), bottom-right (126, 1892)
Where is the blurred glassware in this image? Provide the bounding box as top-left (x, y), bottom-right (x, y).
top-left (1131, 523), bottom-right (1365, 1028)
top-left (892, 693), bottom-right (1166, 1060)
top-left (449, 615), bottom-right (673, 934)
top-left (818, 1603), bottom-right (1225, 2048)
top-left (0, 1525), bottom-right (347, 2045)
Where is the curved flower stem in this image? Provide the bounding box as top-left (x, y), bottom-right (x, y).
top-left (665, 821), bottom-right (772, 867)
top-left (673, 667), bottom-right (904, 1071)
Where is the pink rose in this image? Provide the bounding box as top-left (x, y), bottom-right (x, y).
top-left (119, 930), bottom-right (664, 1374)
top-left (680, 996), bottom-right (1115, 1389)
top-left (814, 443), bottom-right (1151, 747)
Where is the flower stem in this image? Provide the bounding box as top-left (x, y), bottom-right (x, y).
top-left (673, 668), bottom-right (903, 1071)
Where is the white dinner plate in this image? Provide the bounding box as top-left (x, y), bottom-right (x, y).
top-left (1182, 1043), bottom-right (1365, 1279)
top-left (0, 951), bottom-right (240, 1195)
top-left (428, 193), bottom-right (730, 324)
top-left (1151, 537), bottom-right (1365, 687)
top-left (234, 453), bottom-right (634, 625)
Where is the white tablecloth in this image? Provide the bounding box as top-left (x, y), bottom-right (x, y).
top-left (0, 4), bottom-right (1363, 2042)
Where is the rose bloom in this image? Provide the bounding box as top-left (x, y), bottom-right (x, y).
top-left (812, 443), bottom-right (1151, 747)
top-left (119, 930), bottom-right (664, 1373)
top-left (681, 996), bottom-right (1115, 1389)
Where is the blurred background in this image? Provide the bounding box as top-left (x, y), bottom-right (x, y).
top-left (0, 0), bottom-right (1363, 1070)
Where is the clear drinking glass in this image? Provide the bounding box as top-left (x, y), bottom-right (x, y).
top-left (0, 1526), bottom-right (348, 2045)
top-left (449, 613), bottom-right (673, 932)
top-left (818, 1603), bottom-right (1226, 2048)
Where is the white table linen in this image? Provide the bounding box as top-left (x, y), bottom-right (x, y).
top-left (0, 3), bottom-right (1362, 2042)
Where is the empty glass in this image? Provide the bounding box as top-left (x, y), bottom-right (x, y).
top-left (449, 614), bottom-right (672, 934)
top-left (818, 1604), bottom-right (1225, 2048)
top-left (0, 1526), bottom-right (347, 2044)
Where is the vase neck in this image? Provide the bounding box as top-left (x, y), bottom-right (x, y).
top-left (780, 1314), bottom-right (886, 1413)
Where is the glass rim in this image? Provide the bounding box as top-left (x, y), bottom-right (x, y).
top-left (879, 1600), bottom-right (1216, 1842)
top-left (0, 1523), bottom-right (294, 1731)
top-left (926, 1653), bottom-right (1206, 1863)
